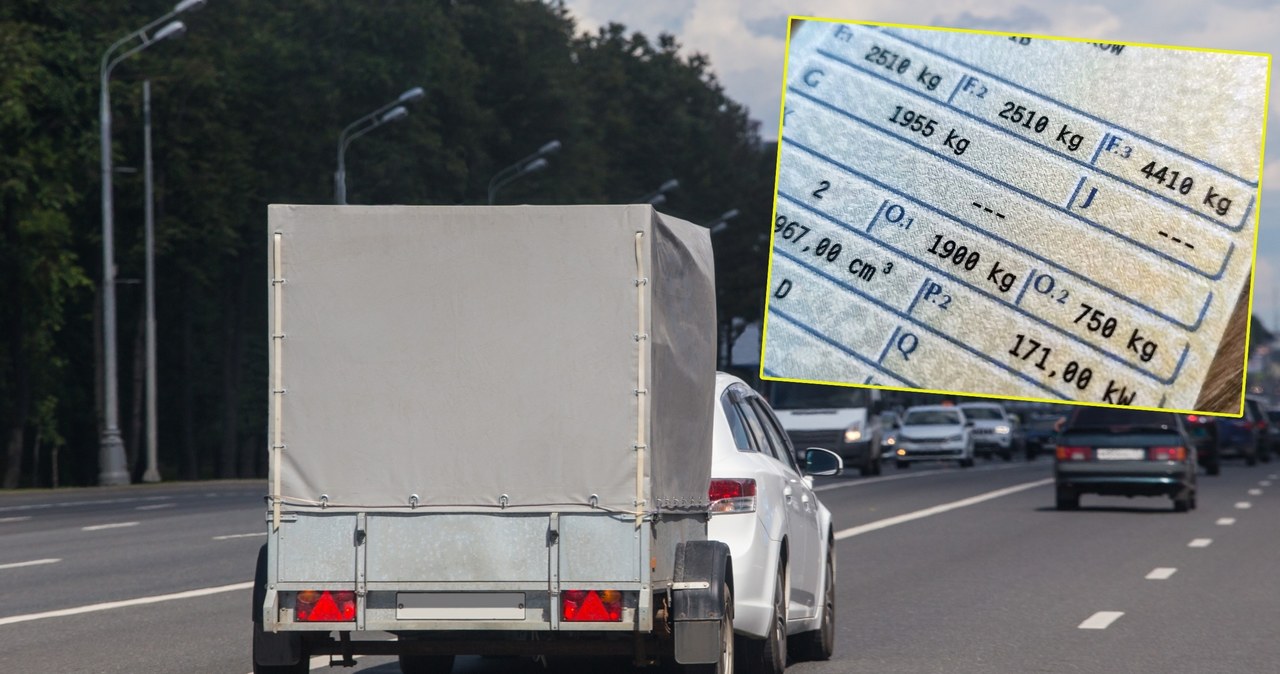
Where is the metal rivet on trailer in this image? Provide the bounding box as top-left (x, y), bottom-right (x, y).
top-left (408, 494), bottom-right (420, 509)
top-left (589, 494), bottom-right (599, 509)
top-left (319, 494), bottom-right (329, 509)
top-left (499, 494), bottom-right (510, 509)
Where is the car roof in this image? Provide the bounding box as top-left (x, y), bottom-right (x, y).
top-left (959, 402), bottom-right (1004, 409)
top-left (1065, 406), bottom-right (1182, 429)
top-left (905, 405), bottom-right (964, 415)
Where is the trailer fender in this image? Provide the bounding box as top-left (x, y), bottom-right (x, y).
top-left (672, 540), bottom-right (733, 665)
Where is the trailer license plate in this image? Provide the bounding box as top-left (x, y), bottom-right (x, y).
top-left (1096, 448), bottom-right (1146, 460)
top-left (396, 593), bottom-right (526, 620)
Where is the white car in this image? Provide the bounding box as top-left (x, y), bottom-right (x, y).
top-left (708, 373), bottom-right (842, 673)
top-left (959, 402), bottom-right (1014, 461)
top-left (892, 405), bottom-right (975, 469)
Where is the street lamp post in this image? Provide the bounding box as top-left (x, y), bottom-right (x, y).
top-left (141, 80), bottom-right (160, 483)
top-left (636, 178), bottom-right (679, 206)
top-left (335, 86), bottom-right (425, 204)
top-left (487, 140), bottom-right (561, 205)
top-left (98, 0), bottom-right (203, 487)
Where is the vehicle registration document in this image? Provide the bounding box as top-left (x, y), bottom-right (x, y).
top-left (762, 19), bottom-right (1270, 413)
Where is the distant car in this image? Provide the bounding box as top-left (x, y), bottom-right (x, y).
top-left (1267, 409), bottom-right (1280, 461)
top-left (769, 382), bottom-right (887, 477)
top-left (1185, 404), bottom-right (1259, 473)
top-left (1244, 396), bottom-right (1273, 463)
top-left (891, 405), bottom-right (974, 469)
top-left (878, 412), bottom-right (901, 459)
top-left (1054, 406), bottom-right (1198, 512)
top-left (1022, 413), bottom-right (1066, 460)
top-left (959, 403), bottom-right (1014, 461)
top-left (709, 374), bottom-right (842, 671)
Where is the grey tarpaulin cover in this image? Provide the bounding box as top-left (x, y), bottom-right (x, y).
top-left (267, 205), bottom-right (716, 513)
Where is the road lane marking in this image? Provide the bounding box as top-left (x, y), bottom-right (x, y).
top-left (1145, 567), bottom-right (1177, 580)
top-left (81, 521), bottom-right (139, 531)
top-left (1235, 502), bottom-right (1252, 509)
top-left (1217, 517), bottom-right (1236, 525)
top-left (833, 478), bottom-right (1052, 540)
top-left (213, 532), bottom-right (268, 540)
top-left (0, 581), bottom-right (253, 626)
top-left (135, 503), bottom-right (175, 511)
top-left (1078, 611), bottom-right (1123, 630)
top-left (1248, 488), bottom-right (1262, 496)
top-left (1270, 474), bottom-right (1278, 480)
top-left (0, 558), bottom-right (60, 571)
top-left (1188, 538), bottom-right (1212, 548)
top-left (0, 496), bottom-right (174, 513)
top-left (1261, 481), bottom-right (1272, 487)
top-left (815, 463), bottom-right (1028, 492)
top-left (0, 516), bottom-right (31, 523)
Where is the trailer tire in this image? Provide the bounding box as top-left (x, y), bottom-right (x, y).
top-left (252, 544), bottom-right (307, 674)
top-left (397, 653), bottom-right (455, 674)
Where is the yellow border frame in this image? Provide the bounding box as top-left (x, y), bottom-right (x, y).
top-left (758, 15), bottom-right (1272, 419)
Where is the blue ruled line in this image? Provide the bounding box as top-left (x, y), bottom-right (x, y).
top-left (1089, 133), bottom-right (1109, 165)
top-left (772, 249), bottom-right (1068, 399)
top-left (777, 189), bottom-right (1192, 386)
top-left (1065, 177), bottom-right (1085, 209)
top-left (808, 47), bottom-right (1253, 232)
top-left (946, 75), bottom-right (967, 104)
top-left (877, 326), bottom-right (902, 363)
top-left (906, 277), bottom-right (932, 314)
top-left (782, 138), bottom-right (1215, 333)
top-left (867, 199), bottom-right (888, 233)
top-left (768, 307), bottom-right (918, 388)
top-left (788, 86), bottom-right (1233, 278)
top-left (1014, 269), bottom-right (1036, 307)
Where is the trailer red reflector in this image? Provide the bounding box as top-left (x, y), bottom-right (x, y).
top-left (295, 590), bottom-right (356, 622)
top-left (561, 590), bottom-right (622, 622)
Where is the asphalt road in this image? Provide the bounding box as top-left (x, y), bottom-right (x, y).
top-left (1, 459), bottom-right (1277, 673)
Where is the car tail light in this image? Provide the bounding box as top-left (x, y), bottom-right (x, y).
top-left (708, 478), bottom-right (756, 514)
top-left (1148, 446), bottom-right (1187, 461)
top-left (1186, 415), bottom-right (1199, 423)
top-left (561, 590), bottom-right (623, 622)
top-left (295, 590), bottom-right (356, 622)
top-left (1056, 446), bottom-right (1091, 461)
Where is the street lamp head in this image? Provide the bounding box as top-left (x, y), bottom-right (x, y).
top-left (173, 0), bottom-right (206, 13)
top-left (658, 178), bottom-right (680, 194)
top-left (522, 157), bottom-right (549, 175)
top-left (380, 106), bottom-right (409, 124)
top-left (399, 86), bottom-right (426, 103)
top-left (153, 21), bottom-right (187, 42)
top-left (537, 140), bottom-right (562, 156)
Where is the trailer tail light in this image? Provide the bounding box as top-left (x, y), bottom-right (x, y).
top-left (561, 590), bottom-right (623, 622)
top-left (1056, 446), bottom-right (1091, 461)
top-left (1149, 446), bottom-right (1187, 461)
top-left (295, 590), bottom-right (356, 622)
top-left (708, 478), bottom-right (756, 513)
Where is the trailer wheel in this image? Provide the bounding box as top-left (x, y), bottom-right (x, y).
top-left (682, 581), bottom-right (734, 674)
top-left (252, 544), bottom-right (307, 674)
top-left (397, 653), bottom-right (455, 674)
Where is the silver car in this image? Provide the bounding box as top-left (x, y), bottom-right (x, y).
top-left (892, 405), bottom-right (975, 469)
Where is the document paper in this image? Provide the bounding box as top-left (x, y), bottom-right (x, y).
top-left (763, 20), bottom-right (1269, 411)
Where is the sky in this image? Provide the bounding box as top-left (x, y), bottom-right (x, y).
top-left (561, 0), bottom-right (1280, 330)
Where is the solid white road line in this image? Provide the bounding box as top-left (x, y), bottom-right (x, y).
top-left (833, 478), bottom-right (1053, 540)
top-left (81, 521), bottom-right (139, 532)
top-left (814, 463), bottom-right (1030, 492)
top-left (1248, 488), bottom-right (1262, 496)
top-left (1078, 611), bottom-right (1124, 630)
top-left (1217, 517), bottom-right (1236, 526)
top-left (213, 532), bottom-right (267, 540)
top-left (1188, 538), bottom-right (1212, 548)
top-left (1235, 502), bottom-right (1252, 509)
top-left (1145, 567), bottom-right (1177, 580)
top-left (0, 581), bottom-right (253, 627)
top-left (0, 558), bottom-right (61, 571)
top-left (0, 516), bottom-right (31, 523)
top-left (135, 503), bottom-right (175, 511)
top-left (0, 495), bottom-right (173, 514)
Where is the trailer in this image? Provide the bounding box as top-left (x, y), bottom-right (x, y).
top-left (252, 204), bottom-right (732, 673)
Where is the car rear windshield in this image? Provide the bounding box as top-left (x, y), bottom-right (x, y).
top-left (1065, 407), bottom-right (1181, 433)
top-left (904, 410), bottom-right (961, 425)
top-left (961, 407), bottom-right (1003, 420)
top-left (1027, 415), bottom-right (1065, 430)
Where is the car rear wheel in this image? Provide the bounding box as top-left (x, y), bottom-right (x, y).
top-left (1205, 461), bottom-right (1220, 476)
top-left (999, 451), bottom-right (1012, 461)
top-left (1173, 495), bottom-right (1190, 512)
top-left (737, 562), bottom-right (784, 674)
top-left (895, 460), bottom-right (909, 470)
top-left (1055, 488), bottom-right (1079, 511)
top-left (1246, 454), bottom-right (1258, 467)
top-left (791, 544), bottom-right (835, 662)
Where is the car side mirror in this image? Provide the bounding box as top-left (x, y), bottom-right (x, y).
top-left (805, 447), bottom-right (843, 477)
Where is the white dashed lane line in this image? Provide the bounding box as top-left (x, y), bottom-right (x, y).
top-left (0, 581), bottom-right (252, 627)
top-left (1188, 538), bottom-right (1212, 548)
top-left (1079, 611), bottom-right (1124, 630)
top-left (1235, 502), bottom-right (1252, 509)
top-left (0, 516), bottom-right (31, 523)
top-left (81, 521), bottom-right (139, 532)
top-left (1217, 517), bottom-right (1236, 525)
top-left (1247, 488), bottom-right (1262, 496)
top-left (1261, 481), bottom-right (1272, 487)
top-left (1145, 567), bottom-right (1177, 580)
top-left (212, 532), bottom-right (267, 541)
top-left (135, 503), bottom-right (176, 511)
top-left (0, 558), bottom-right (61, 571)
